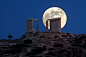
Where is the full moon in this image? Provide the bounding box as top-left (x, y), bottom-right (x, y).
top-left (42, 7), bottom-right (67, 29)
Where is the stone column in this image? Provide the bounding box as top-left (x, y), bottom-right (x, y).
top-left (32, 19), bottom-right (34, 29)
top-left (50, 18), bottom-right (61, 32)
top-left (26, 20), bottom-right (28, 33)
top-left (32, 19), bottom-right (34, 37)
top-left (37, 20), bottom-right (39, 32)
top-left (46, 20), bottom-right (48, 32)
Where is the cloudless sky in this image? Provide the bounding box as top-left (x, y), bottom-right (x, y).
top-left (0, 0), bottom-right (86, 39)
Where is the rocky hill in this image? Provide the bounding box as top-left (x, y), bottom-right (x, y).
top-left (0, 32), bottom-right (86, 57)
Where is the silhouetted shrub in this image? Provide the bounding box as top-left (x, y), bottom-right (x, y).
top-left (31, 47), bottom-right (46, 52)
top-left (8, 35), bottom-right (12, 39)
top-left (33, 33), bottom-right (38, 36)
top-left (7, 44), bottom-right (24, 54)
top-left (2, 49), bottom-right (21, 55)
top-left (78, 41), bottom-right (82, 43)
top-left (37, 56), bottom-right (42, 57)
top-left (71, 44), bottom-right (77, 47)
top-left (26, 47), bottom-right (46, 56)
top-left (44, 52), bottom-right (57, 56)
top-left (40, 35), bottom-right (45, 38)
top-left (43, 46), bottom-right (46, 49)
top-left (61, 35), bottom-right (67, 37)
top-left (9, 44), bottom-right (25, 49)
top-left (54, 35), bottom-right (57, 38)
top-left (69, 35), bottom-right (72, 37)
top-left (48, 48), bottom-right (55, 51)
top-left (45, 56), bottom-right (50, 57)
top-left (22, 35), bottom-right (25, 38)
top-left (58, 49), bottom-right (67, 54)
top-left (53, 44), bottom-right (64, 47)
top-left (83, 44), bottom-right (86, 48)
top-left (78, 36), bottom-right (86, 40)
top-left (25, 51), bottom-right (42, 56)
top-left (69, 41), bottom-right (73, 43)
top-left (24, 39), bottom-right (32, 44)
top-left (47, 37), bottom-right (50, 39)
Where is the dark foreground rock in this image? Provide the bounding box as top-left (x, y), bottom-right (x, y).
top-left (0, 33), bottom-right (86, 57)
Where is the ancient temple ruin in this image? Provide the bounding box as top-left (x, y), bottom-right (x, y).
top-left (25, 17), bottom-right (61, 37)
top-left (26, 18), bottom-right (39, 37)
top-left (26, 18), bottom-right (39, 33)
top-left (46, 17), bottom-right (61, 32)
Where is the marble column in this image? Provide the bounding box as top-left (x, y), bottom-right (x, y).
top-left (46, 20), bottom-right (48, 32)
top-left (37, 20), bottom-right (39, 32)
top-left (32, 19), bottom-right (34, 29)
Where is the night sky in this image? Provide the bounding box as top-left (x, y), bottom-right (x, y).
top-left (0, 0), bottom-right (86, 39)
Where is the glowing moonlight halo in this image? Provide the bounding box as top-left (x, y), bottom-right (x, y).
top-left (42, 7), bottom-right (67, 29)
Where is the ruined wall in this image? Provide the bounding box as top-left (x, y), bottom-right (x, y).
top-left (26, 18), bottom-right (39, 33)
top-left (50, 18), bottom-right (61, 32)
top-left (38, 32), bottom-right (62, 37)
top-left (26, 20), bottom-right (33, 33)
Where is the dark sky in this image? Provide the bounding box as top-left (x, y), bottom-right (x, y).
top-left (0, 0), bottom-right (86, 39)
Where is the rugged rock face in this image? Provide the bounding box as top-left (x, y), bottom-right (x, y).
top-left (0, 33), bottom-right (86, 57)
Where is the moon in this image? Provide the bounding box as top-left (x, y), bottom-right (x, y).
top-left (42, 7), bottom-right (67, 29)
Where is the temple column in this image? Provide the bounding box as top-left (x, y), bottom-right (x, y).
top-left (32, 19), bottom-right (34, 29)
top-left (37, 20), bottom-right (39, 32)
top-left (46, 20), bottom-right (48, 32)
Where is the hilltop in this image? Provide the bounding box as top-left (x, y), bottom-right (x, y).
top-left (0, 32), bottom-right (86, 57)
